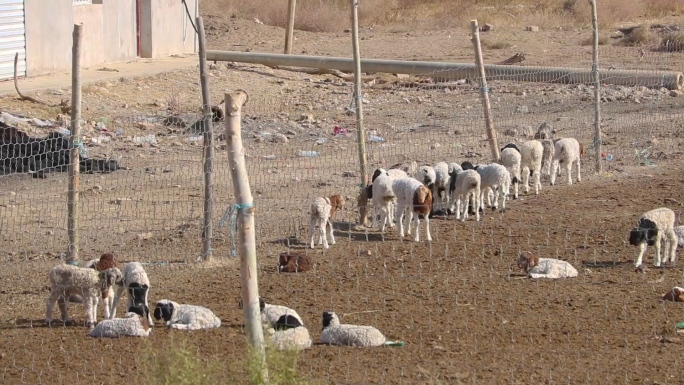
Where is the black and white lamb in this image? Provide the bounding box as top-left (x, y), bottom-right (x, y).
top-left (319, 311), bottom-right (387, 347)
top-left (109, 262), bottom-right (153, 326)
top-left (242, 297), bottom-right (306, 328)
top-left (153, 299), bottom-right (222, 330)
top-left (414, 165), bottom-right (436, 190)
top-left (500, 143), bottom-right (521, 200)
top-left (46, 264), bottom-right (123, 328)
top-left (367, 168), bottom-right (407, 231)
top-left (629, 207), bottom-right (678, 268)
top-left (89, 305), bottom-right (151, 338)
top-left (392, 177), bottom-right (433, 242)
top-left (431, 162), bottom-right (451, 211)
top-left (474, 163), bottom-right (511, 212)
top-left (550, 137), bottom-right (581, 186)
top-left (265, 314), bottom-right (313, 351)
top-left (520, 140), bottom-right (543, 195)
top-left (447, 169), bottom-right (481, 222)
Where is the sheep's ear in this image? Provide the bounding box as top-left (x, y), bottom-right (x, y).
top-left (153, 305), bottom-right (163, 321)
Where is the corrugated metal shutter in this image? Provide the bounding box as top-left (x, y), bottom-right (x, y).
top-left (0, 0), bottom-right (25, 80)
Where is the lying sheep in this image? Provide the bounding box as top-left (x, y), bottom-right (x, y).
top-left (278, 251), bottom-right (313, 273)
top-left (393, 177), bottom-right (433, 242)
top-left (258, 298), bottom-right (304, 328)
top-left (109, 262), bottom-right (153, 326)
top-left (550, 137), bottom-right (582, 186)
top-left (447, 169), bottom-right (481, 222)
top-left (309, 195), bottom-right (345, 249)
top-left (520, 140), bottom-right (543, 195)
top-left (89, 305), bottom-right (151, 338)
top-left (474, 163), bottom-right (511, 212)
top-left (517, 251), bottom-right (578, 279)
top-left (265, 315), bottom-right (313, 351)
top-left (46, 264), bottom-right (123, 328)
top-left (320, 311), bottom-right (386, 347)
top-left (500, 144), bottom-right (521, 200)
top-left (153, 299), bottom-right (221, 330)
top-left (662, 287), bottom-right (684, 302)
top-left (629, 207), bottom-right (678, 268)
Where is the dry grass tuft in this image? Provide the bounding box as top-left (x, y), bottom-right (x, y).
top-left (660, 32), bottom-right (684, 52)
top-left (615, 26), bottom-right (658, 47)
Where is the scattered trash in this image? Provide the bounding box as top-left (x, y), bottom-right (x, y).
top-left (368, 134), bottom-right (385, 143)
top-left (315, 138), bottom-right (327, 145)
top-left (601, 153), bottom-right (614, 161)
top-left (299, 150), bottom-right (319, 157)
top-left (132, 135), bottom-right (158, 145)
top-left (333, 126), bottom-right (348, 136)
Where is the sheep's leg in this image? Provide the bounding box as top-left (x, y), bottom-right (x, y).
top-left (634, 242), bottom-right (648, 268)
top-left (396, 205), bottom-right (406, 238)
top-left (85, 295), bottom-right (98, 328)
top-left (57, 295), bottom-right (69, 322)
top-left (522, 166), bottom-right (530, 193)
top-left (453, 197), bottom-right (461, 220)
top-left (412, 212), bottom-right (421, 242)
top-left (565, 161), bottom-right (573, 186)
top-left (378, 205), bottom-right (388, 233)
top-left (109, 285), bottom-right (125, 319)
top-left (665, 228), bottom-right (678, 264)
top-left (549, 162), bottom-right (557, 186)
top-left (513, 170), bottom-right (519, 200)
top-left (405, 209), bottom-right (413, 236)
top-left (654, 233), bottom-right (663, 267)
top-left (461, 195), bottom-right (469, 222)
top-left (102, 293), bottom-right (111, 320)
top-left (425, 214), bottom-right (432, 242)
top-left (319, 217), bottom-right (329, 249)
top-left (327, 218), bottom-right (336, 245)
top-left (46, 290), bottom-right (65, 326)
top-left (371, 205), bottom-right (378, 228)
top-left (309, 218), bottom-right (316, 249)
top-left (534, 167), bottom-right (541, 194)
top-left (474, 188), bottom-right (481, 222)
top-left (575, 158), bottom-right (581, 183)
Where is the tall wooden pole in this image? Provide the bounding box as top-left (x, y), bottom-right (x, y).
top-left (197, 16), bottom-right (214, 262)
top-left (66, 23), bottom-right (83, 265)
top-left (470, 20), bottom-right (499, 162)
top-left (284, 0), bottom-right (297, 54)
top-left (225, 91), bottom-right (267, 384)
top-left (350, 0), bottom-right (368, 187)
top-left (590, 0), bottom-right (603, 173)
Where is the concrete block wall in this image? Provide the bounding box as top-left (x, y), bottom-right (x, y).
top-left (140, 0), bottom-right (197, 58)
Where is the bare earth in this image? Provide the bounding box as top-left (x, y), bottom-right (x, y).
top-left (1, 13), bottom-right (684, 385)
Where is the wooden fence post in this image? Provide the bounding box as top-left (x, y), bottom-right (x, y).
top-left (590, 0), bottom-right (603, 174)
top-left (66, 23), bottom-right (83, 265)
top-left (350, 0), bottom-right (368, 187)
top-left (197, 16), bottom-right (214, 262)
top-left (470, 20), bottom-right (500, 162)
top-left (284, 0), bottom-right (297, 54)
top-left (225, 90), bottom-right (267, 383)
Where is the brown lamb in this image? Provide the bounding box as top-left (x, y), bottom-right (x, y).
top-left (278, 252), bottom-right (313, 273)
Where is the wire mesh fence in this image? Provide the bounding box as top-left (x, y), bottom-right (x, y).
top-left (2, 10), bottom-right (684, 385)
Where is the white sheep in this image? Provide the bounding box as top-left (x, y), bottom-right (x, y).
top-left (308, 195), bottom-right (345, 249)
top-left (474, 163), bottom-right (511, 212)
top-left (414, 165), bottom-right (436, 189)
top-left (392, 177), bottom-right (433, 242)
top-left (520, 140), bottom-right (544, 195)
top-left (550, 137), bottom-right (582, 186)
top-left (89, 308), bottom-right (152, 338)
top-left (108, 262), bottom-right (153, 326)
top-left (368, 169), bottom-right (405, 231)
top-left (447, 169), bottom-right (481, 222)
top-left (500, 144), bottom-right (521, 200)
top-left (255, 298), bottom-right (304, 328)
top-left (153, 299), bottom-right (221, 330)
top-left (265, 314), bottom-right (313, 351)
top-left (319, 311), bottom-right (387, 347)
top-left (540, 139), bottom-right (555, 178)
top-left (517, 251), bottom-right (578, 279)
top-left (46, 264), bottom-right (123, 328)
top-left (629, 207), bottom-right (678, 268)
top-left (432, 162), bottom-right (451, 211)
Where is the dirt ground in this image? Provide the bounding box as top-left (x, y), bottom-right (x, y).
top-left (1, 10), bottom-right (684, 385)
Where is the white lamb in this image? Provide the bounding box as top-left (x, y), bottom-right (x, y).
top-left (392, 177), bottom-right (433, 242)
top-left (243, 298), bottom-right (305, 328)
top-left (474, 163), bottom-right (511, 212)
top-left (89, 308), bottom-right (151, 338)
top-left (517, 251), bottom-right (578, 279)
top-left (46, 264), bottom-right (123, 328)
top-left (629, 207), bottom-right (678, 268)
top-left (108, 262), bottom-right (153, 326)
top-left (431, 162), bottom-right (451, 211)
top-left (367, 168), bottom-right (406, 231)
top-left (550, 137), bottom-right (581, 186)
top-left (319, 311), bottom-right (387, 347)
top-left (153, 299), bottom-right (221, 330)
top-left (447, 169), bottom-right (481, 222)
top-left (500, 144), bottom-right (521, 200)
top-left (414, 165), bottom-right (436, 189)
top-left (540, 139), bottom-right (555, 178)
top-left (520, 140), bottom-right (544, 195)
top-left (265, 314), bottom-right (313, 351)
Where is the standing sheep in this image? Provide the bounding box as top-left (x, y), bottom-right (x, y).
top-left (108, 262), bottom-right (153, 326)
top-left (447, 169), bottom-right (481, 222)
top-left (319, 311), bottom-right (387, 347)
top-left (629, 207), bottom-right (678, 268)
top-left (392, 177), bottom-right (433, 242)
top-left (72, 253), bottom-right (119, 319)
top-left (414, 165), bottom-right (437, 190)
top-left (520, 140), bottom-right (544, 195)
top-left (153, 299), bottom-right (221, 330)
top-left (550, 137), bottom-right (582, 186)
top-left (46, 264), bottom-right (123, 328)
top-left (517, 251), bottom-right (578, 279)
top-left (309, 195), bottom-right (345, 249)
top-left (500, 143), bottom-right (521, 200)
top-left (431, 162), bottom-right (451, 211)
top-left (474, 163), bottom-right (511, 212)
top-left (361, 167), bottom-right (409, 229)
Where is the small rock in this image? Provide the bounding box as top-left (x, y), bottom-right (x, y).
top-left (137, 232), bottom-right (153, 240)
top-left (669, 90), bottom-right (681, 97)
top-left (525, 26), bottom-right (539, 32)
top-left (480, 23), bottom-right (493, 32)
top-left (271, 133), bottom-right (289, 144)
top-left (515, 105), bottom-right (530, 114)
